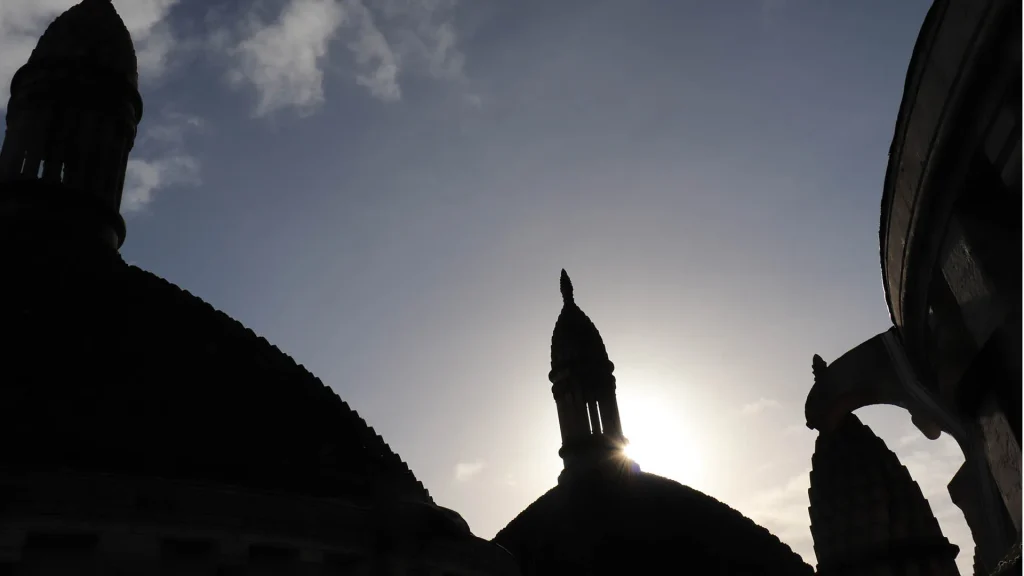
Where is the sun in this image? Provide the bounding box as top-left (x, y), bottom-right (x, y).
top-left (617, 391), bottom-right (704, 486)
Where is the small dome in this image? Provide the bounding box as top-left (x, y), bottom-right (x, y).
top-left (550, 270), bottom-right (612, 377)
top-left (29, 0), bottom-right (138, 88)
top-left (495, 471), bottom-right (814, 575)
top-left (809, 414), bottom-right (958, 572)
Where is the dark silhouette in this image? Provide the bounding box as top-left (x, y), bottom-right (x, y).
top-left (0, 0), bottom-right (1018, 574)
top-left (805, 0), bottom-right (1021, 574)
top-left (493, 271), bottom-right (815, 575)
top-left (0, 1), bottom-right (518, 573)
top-left (809, 414), bottom-right (960, 575)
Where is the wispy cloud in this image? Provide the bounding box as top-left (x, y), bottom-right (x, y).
top-left (454, 459), bottom-right (486, 483)
top-left (122, 112), bottom-right (204, 214)
top-left (884, 436), bottom-right (972, 576)
top-left (115, 0), bottom-right (183, 79)
top-left (372, 0), bottom-right (465, 80)
top-left (227, 0), bottom-right (468, 115)
top-left (898, 431), bottom-right (923, 447)
top-left (0, 0), bottom-right (182, 107)
top-left (741, 397), bottom-right (782, 416)
top-left (230, 0), bottom-right (346, 117)
top-left (345, 0), bottom-right (400, 102)
top-left (783, 423), bottom-right (811, 436)
top-left (742, 468), bottom-right (815, 564)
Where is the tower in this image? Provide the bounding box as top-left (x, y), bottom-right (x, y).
top-left (549, 270), bottom-right (630, 482)
top-left (808, 413), bottom-right (960, 576)
top-left (0, 0), bottom-right (143, 250)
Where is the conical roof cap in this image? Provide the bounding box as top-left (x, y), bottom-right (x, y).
top-left (550, 270), bottom-right (612, 379)
top-left (30, 0), bottom-right (138, 88)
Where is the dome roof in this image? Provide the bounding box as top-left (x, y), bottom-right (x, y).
top-left (809, 413), bottom-right (958, 573)
top-left (0, 253), bottom-right (430, 505)
top-left (550, 270), bottom-right (612, 378)
top-left (29, 0), bottom-right (138, 88)
top-left (494, 470), bottom-right (813, 575)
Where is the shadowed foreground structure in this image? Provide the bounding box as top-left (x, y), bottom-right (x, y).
top-left (493, 271), bottom-right (815, 575)
top-left (805, 0), bottom-right (1021, 574)
top-left (0, 1), bottom-right (516, 573)
top-left (809, 414), bottom-right (959, 576)
top-left (0, 0), bottom-right (1019, 575)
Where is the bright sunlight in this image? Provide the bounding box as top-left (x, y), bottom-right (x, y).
top-left (617, 389), bottom-right (705, 487)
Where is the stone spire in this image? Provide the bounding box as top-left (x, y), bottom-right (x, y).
top-left (808, 413), bottom-right (960, 576)
top-left (549, 270), bottom-right (628, 483)
top-left (0, 0), bottom-right (143, 250)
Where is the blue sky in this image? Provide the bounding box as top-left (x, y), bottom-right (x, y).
top-left (0, 0), bottom-right (971, 570)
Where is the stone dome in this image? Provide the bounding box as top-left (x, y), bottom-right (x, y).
top-left (0, 250), bottom-right (430, 506)
top-left (809, 413), bottom-right (959, 574)
top-left (494, 468), bottom-right (814, 575)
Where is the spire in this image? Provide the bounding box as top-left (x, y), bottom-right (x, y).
top-left (560, 269), bottom-right (574, 306)
top-left (547, 270), bottom-right (626, 482)
top-left (550, 270), bottom-right (611, 376)
top-left (29, 0), bottom-right (139, 89)
top-left (808, 414), bottom-right (959, 576)
top-left (0, 0), bottom-right (143, 250)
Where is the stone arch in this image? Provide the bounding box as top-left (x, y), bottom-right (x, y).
top-left (805, 328), bottom-right (966, 448)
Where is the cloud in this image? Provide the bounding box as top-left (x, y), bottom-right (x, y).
top-left (230, 0), bottom-right (346, 117)
top-left (888, 437), bottom-right (973, 576)
top-left (898, 431), bottom-right (923, 447)
top-left (345, 1), bottom-right (401, 102)
top-left (227, 0), bottom-right (467, 114)
top-left (123, 156), bottom-right (200, 214)
top-left (742, 468), bottom-right (815, 564)
top-left (783, 423), bottom-right (811, 436)
top-left (741, 397), bottom-right (782, 415)
top-left (0, 0), bottom-right (181, 107)
top-left (454, 459), bottom-right (485, 483)
top-left (122, 112), bottom-right (204, 214)
top-left (372, 0), bottom-right (465, 80)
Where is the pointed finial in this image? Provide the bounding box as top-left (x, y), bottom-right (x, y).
top-left (812, 354), bottom-right (827, 382)
top-left (560, 269), bottom-right (574, 305)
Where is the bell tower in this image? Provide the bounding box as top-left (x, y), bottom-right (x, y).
top-left (549, 270), bottom-right (630, 483)
top-left (0, 0), bottom-right (143, 250)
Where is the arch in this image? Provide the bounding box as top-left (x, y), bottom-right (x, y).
top-left (805, 328), bottom-right (966, 447)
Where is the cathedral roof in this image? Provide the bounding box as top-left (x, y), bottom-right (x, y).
top-left (0, 254), bottom-right (430, 505)
top-left (28, 0), bottom-right (138, 88)
top-left (549, 270), bottom-right (612, 381)
top-left (494, 470), bottom-right (813, 575)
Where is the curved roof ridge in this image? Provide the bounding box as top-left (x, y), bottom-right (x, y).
top-left (124, 263), bottom-right (432, 504)
top-left (494, 472), bottom-right (812, 573)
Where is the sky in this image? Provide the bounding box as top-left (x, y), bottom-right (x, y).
top-left (0, 0), bottom-right (973, 571)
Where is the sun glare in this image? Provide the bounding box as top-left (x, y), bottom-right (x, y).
top-left (618, 390), bottom-right (704, 487)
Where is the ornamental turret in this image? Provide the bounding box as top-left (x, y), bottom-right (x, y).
top-left (809, 413), bottom-right (960, 576)
top-left (549, 270), bottom-right (630, 482)
top-left (0, 0), bottom-right (142, 250)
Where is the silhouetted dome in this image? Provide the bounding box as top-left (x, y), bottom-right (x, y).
top-left (0, 253), bottom-right (430, 505)
top-left (494, 470), bottom-right (814, 575)
top-left (29, 0), bottom-right (138, 87)
top-left (809, 413), bottom-right (958, 573)
top-left (550, 270), bottom-right (612, 376)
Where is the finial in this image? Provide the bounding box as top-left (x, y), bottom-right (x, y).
top-left (560, 269), bottom-right (574, 305)
top-left (812, 354), bottom-right (827, 382)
